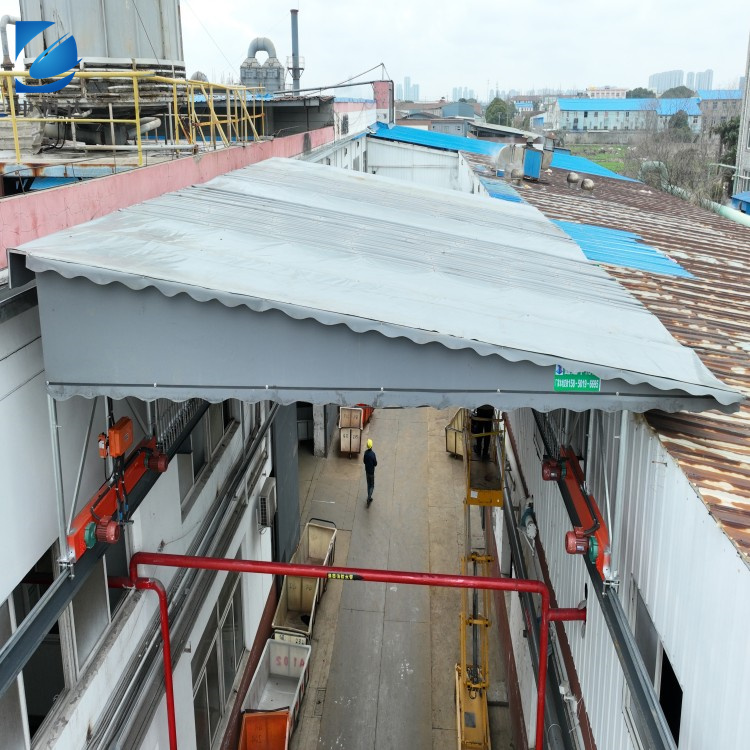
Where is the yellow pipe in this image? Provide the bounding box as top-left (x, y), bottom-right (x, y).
top-left (5, 76), bottom-right (21, 163)
top-left (132, 77), bottom-right (142, 167)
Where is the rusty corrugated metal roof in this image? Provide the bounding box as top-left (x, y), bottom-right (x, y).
top-left (515, 164), bottom-right (750, 564)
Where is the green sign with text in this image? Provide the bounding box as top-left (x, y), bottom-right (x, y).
top-left (554, 366), bottom-right (601, 392)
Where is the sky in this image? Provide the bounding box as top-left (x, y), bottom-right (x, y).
top-left (2, 1), bottom-right (748, 100)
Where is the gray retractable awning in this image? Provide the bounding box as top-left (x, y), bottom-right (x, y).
top-left (10, 158), bottom-right (742, 413)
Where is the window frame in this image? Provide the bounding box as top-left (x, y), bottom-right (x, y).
top-left (623, 580), bottom-right (683, 749)
top-left (192, 572), bottom-right (245, 749)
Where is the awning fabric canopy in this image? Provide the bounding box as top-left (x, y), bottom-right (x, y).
top-left (10, 158), bottom-right (741, 412)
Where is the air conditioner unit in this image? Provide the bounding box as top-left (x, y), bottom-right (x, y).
top-left (257, 476), bottom-right (277, 527)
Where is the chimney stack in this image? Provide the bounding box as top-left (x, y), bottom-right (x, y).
top-left (290, 9), bottom-right (300, 93)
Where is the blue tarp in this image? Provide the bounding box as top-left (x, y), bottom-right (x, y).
top-left (554, 220), bottom-right (693, 278)
top-left (730, 192), bottom-right (750, 213)
top-left (372, 122), bottom-right (635, 181)
top-left (370, 123), bottom-right (502, 156)
top-left (550, 152), bottom-right (637, 182)
top-left (478, 177), bottom-right (524, 203)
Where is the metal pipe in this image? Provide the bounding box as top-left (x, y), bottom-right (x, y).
top-left (111, 577), bottom-right (176, 750)
top-left (501, 469), bottom-right (572, 750)
top-left (68, 397), bottom-right (99, 534)
top-left (290, 9), bottom-right (300, 94)
top-left (48, 394), bottom-right (72, 566)
top-left (128, 552), bottom-right (580, 750)
top-left (1, 15), bottom-right (20, 71)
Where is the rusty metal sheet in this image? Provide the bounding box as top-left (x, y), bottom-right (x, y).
top-left (518, 164), bottom-right (750, 564)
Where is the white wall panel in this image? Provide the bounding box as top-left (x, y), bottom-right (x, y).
top-left (505, 407), bottom-right (750, 750)
top-left (366, 139), bottom-right (461, 190)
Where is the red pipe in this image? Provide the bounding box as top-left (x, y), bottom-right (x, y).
top-left (128, 552), bottom-right (586, 750)
top-left (111, 576), bottom-right (177, 750)
top-left (549, 607), bottom-right (587, 623)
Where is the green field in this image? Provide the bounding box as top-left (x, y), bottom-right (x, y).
top-left (569, 144), bottom-right (628, 175)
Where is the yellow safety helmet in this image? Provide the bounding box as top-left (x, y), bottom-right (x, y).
top-left (367, 439), bottom-right (373, 449)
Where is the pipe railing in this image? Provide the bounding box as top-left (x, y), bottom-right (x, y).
top-left (0, 69), bottom-right (265, 166)
top-left (119, 551), bottom-right (587, 750)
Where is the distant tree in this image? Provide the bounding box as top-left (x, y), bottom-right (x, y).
top-left (714, 116), bottom-right (739, 166)
top-left (667, 110), bottom-right (694, 142)
top-left (458, 97), bottom-right (467, 102)
top-left (484, 97), bottom-right (516, 126)
top-left (661, 86), bottom-right (696, 99)
top-left (713, 116), bottom-right (740, 196)
top-left (626, 87), bottom-right (656, 98)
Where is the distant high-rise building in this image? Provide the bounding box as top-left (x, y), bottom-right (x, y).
top-left (694, 69), bottom-right (714, 90)
top-left (412, 84), bottom-right (420, 102)
top-left (404, 76), bottom-right (412, 100)
top-left (686, 72), bottom-right (695, 89)
top-left (396, 83), bottom-right (403, 100)
top-left (648, 69), bottom-right (684, 94)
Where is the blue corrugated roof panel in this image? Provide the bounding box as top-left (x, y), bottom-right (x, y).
top-left (657, 98), bottom-right (701, 116)
top-left (371, 123), bottom-right (502, 156)
top-left (554, 220), bottom-right (693, 277)
top-left (697, 89), bottom-right (742, 100)
top-left (557, 97), bottom-right (701, 116)
top-left (478, 177), bottom-right (524, 203)
top-left (550, 152), bottom-right (637, 182)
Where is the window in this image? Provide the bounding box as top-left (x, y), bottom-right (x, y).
top-left (180, 402), bottom-right (235, 484)
top-left (11, 545), bottom-right (69, 742)
top-left (625, 111), bottom-right (630, 118)
top-left (192, 572), bottom-right (244, 750)
top-left (624, 583), bottom-right (683, 747)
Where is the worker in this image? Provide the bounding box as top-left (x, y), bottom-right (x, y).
top-left (363, 438), bottom-right (378, 506)
top-left (471, 404), bottom-right (495, 460)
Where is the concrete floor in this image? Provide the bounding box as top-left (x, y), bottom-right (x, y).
top-left (291, 407), bottom-right (514, 750)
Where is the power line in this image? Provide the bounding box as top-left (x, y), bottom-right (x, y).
top-left (182, 0), bottom-right (238, 75)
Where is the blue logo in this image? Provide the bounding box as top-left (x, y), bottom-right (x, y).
top-left (14, 21), bottom-right (80, 93)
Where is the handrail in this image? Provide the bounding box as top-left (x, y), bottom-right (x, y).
top-left (0, 69), bottom-right (265, 167)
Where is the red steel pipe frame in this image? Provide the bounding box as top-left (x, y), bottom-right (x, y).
top-left (126, 552), bottom-right (587, 750)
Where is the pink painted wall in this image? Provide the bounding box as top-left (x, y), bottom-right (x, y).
top-left (1, 127), bottom-right (336, 270)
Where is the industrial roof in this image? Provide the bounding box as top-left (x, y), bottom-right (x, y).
top-left (11, 158), bottom-right (738, 414)
top-left (557, 98), bottom-right (702, 116)
top-left (697, 89), bottom-right (743, 100)
top-left (516, 164), bottom-right (750, 563)
top-left (372, 122), bottom-right (630, 181)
